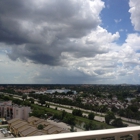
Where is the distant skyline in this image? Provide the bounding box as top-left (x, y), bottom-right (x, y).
top-left (0, 0), bottom-right (140, 84)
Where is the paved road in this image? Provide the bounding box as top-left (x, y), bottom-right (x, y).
top-left (47, 101), bottom-right (140, 125)
top-left (4, 93), bottom-right (140, 126)
top-left (0, 125), bottom-right (8, 127)
top-left (49, 105), bottom-right (138, 127)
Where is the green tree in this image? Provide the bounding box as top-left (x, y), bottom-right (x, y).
top-left (128, 105), bottom-right (138, 113)
top-left (111, 118), bottom-right (124, 127)
top-left (31, 109), bottom-right (45, 118)
top-left (84, 121), bottom-right (97, 130)
top-left (72, 109), bottom-right (82, 117)
top-left (39, 99), bottom-right (45, 106)
top-left (45, 104), bottom-right (50, 108)
top-left (63, 114), bottom-right (75, 125)
top-left (99, 105), bottom-right (108, 113)
top-left (88, 112), bottom-right (95, 120)
top-left (37, 124), bottom-right (44, 130)
top-left (111, 106), bottom-right (118, 113)
top-left (22, 94), bottom-right (27, 101)
top-left (118, 109), bottom-right (125, 117)
top-left (29, 98), bottom-right (34, 104)
top-left (75, 97), bottom-right (81, 103)
top-left (62, 110), bottom-right (67, 120)
top-left (105, 111), bottom-right (115, 124)
top-left (53, 113), bottom-right (62, 120)
top-left (70, 125), bottom-right (75, 132)
top-left (3, 95), bottom-right (10, 101)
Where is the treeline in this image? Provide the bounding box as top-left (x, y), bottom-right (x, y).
top-left (105, 111), bottom-right (127, 127)
top-left (111, 100), bottom-right (140, 121)
top-left (0, 94), bottom-right (31, 106)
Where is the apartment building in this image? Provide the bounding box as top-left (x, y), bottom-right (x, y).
top-left (0, 101), bottom-right (31, 120)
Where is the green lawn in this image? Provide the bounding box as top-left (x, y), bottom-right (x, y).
top-left (31, 104), bottom-right (114, 130)
top-left (31, 104), bottom-right (60, 114)
top-left (75, 116), bottom-right (114, 129)
top-left (48, 102), bottom-right (104, 117)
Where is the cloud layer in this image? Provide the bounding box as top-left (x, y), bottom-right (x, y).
top-left (129, 0), bottom-right (140, 31)
top-left (0, 0), bottom-right (106, 66)
top-left (0, 0), bottom-right (140, 84)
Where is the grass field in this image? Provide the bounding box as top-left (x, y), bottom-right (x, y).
top-left (31, 104), bottom-right (114, 130)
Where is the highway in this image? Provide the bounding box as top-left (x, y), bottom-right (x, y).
top-left (3, 92), bottom-right (140, 126)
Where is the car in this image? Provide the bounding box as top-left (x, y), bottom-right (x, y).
top-left (48, 116), bottom-right (53, 120)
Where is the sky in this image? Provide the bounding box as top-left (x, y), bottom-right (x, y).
top-left (0, 0), bottom-right (140, 84)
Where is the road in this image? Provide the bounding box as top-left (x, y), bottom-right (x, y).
top-left (0, 124), bottom-right (8, 127)
top-left (49, 105), bottom-right (138, 127)
top-left (3, 93), bottom-right (140, 126)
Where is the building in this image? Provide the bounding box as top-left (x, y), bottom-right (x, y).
top-left (45, 89), bottom-right (77, 94)
top-left (0, 101), bottom-right (31, 120)
top-left (8, 116), bottom-right (69, 137)
top-left (112, 96), bottom-right (118, 101)
top-left (4, 125), bottom-right (140, 139)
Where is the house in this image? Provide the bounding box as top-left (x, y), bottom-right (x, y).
top-left (8, 118), bottom-right (21, 131)
top-left (43, 124), bottom-right (54, 132)
top-left (33, 119), bottom-right (45, 126)
top-left (19, 126), bottom-right (37, 137)
top-left (8, 117), bottom-right (70, 137)
top-left (112, 96), bottom-right (118, 101)
top-left (28, 130), bottom-right (46, 136)
top-left (27, 116), bottom-right (39, 125)
top-left (11, 121), bottom-right (28, 136)
top-left (18, 125), bottom-right (32, 136)
top-left (47, 127), bottom-right (63, 134)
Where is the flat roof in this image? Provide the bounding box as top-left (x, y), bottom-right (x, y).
top-left (8, 118), bottom-right (20, 124)
top-left (18, 125), bottom-right (31, 132)
top-left (43, 125), bottom-right (55, 131)
top-left (13, 121), bottom-right (28, 129)
top-left (29, 131), bottom-right (46, 136)
top-left (34, 119), bottom-right (44, 125)
top-left (48, 127), bottom-right (63, 134)
top-left (21, 127), bottom-right (37, 136)
top-left (5, 126), bottom-right (140, 140)
top-left (60, 130), bottom-right (70, 133)
top-left (11, 120), bottom-right (23, 127)
top-left (27, 116), bottom-right (39, 123)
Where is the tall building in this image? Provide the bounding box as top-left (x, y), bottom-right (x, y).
top-left (0, 101), bottom-right (31, 120)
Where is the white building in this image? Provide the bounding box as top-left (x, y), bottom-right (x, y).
top-left (0, 101), bottom-right (31, 120)
top-left (45, 89), bottom-right (77, 94)
top-left (112, 96), bottom-right (118, 101)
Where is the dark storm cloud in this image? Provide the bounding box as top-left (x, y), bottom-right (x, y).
top-left (0, 0), bottom-right (103, 65)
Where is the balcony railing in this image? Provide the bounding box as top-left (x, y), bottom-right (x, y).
top-left (1, 126), bottom-right (140, 140)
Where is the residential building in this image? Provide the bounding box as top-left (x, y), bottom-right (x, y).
top-left (0, 101), bottom-right (31, 120)
top-left (1, 126), bottom-right (140, 140)
top-left (8, 117), bottom-right (69, 137)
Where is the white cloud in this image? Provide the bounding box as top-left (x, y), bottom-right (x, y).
top-left (0, 0), bottom-right (106, 66)
top-left (0, 0), bottom-right (140, 84)
top-left (129, 0), bottom-right (140, 31)
top-left (119, 29), bottom-right (124, 32)
top-left (114, 19), bottom-right (122, 23)
top-left (124, 33), bottom-right (140, 51)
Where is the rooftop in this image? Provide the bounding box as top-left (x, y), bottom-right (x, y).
top-left (1, 126), bottom-right (140, 140)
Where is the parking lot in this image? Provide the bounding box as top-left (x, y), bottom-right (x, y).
top-left (47, 119), bottom-right (83, 132)
top-left (0, 128), bottom-right (14, 139)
